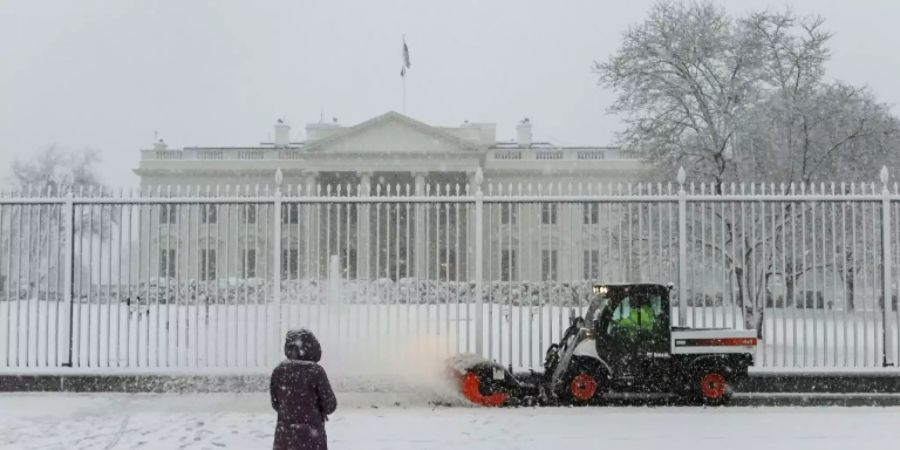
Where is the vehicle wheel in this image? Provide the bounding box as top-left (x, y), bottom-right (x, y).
top-left (695, 370), bottom-right (730, 405)
top-left (565, 371), bottom-right (601, 405)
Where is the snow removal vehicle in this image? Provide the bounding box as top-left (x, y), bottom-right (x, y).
top-left (448, 283), bottom-right (757, 406)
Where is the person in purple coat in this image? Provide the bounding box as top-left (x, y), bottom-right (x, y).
top-left (271, 329), bottom-right (337, 450)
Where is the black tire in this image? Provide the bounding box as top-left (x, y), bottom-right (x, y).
top-left (560, 365), bottom-right (606, 406)
top-left (692, 368), bottom-right (732, 406)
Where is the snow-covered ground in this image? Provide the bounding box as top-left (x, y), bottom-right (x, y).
top-left (2, 392), bottom-right (900, 450)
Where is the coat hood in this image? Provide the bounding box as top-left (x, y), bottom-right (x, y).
top-left (284, 329), bottom-right (322, 362)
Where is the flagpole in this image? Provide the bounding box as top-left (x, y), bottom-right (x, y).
top-left (402, 75), bottom-right (406, 114)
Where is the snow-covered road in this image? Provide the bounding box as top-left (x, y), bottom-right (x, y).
top-left (2, 393), bottom-right (899, 450)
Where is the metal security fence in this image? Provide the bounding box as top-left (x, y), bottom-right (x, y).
top-left (2, 168), bottom-right (900, 372)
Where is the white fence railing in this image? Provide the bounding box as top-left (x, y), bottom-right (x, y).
top-left (2, 168), bottom-right (900, 373)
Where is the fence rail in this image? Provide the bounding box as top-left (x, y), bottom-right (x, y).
top-left (2, 168), bottom-right (900, 373)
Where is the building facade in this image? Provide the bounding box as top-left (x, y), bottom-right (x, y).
top-left (134, 112), bottom-right (647, 283)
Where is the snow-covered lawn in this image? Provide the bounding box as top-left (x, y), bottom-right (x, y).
top-left (2, 393), bottom-right (900, 450)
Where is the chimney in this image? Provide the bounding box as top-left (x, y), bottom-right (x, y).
top-left (516, 118), bottom-right (532, 148)
top-left (274, 118), bottom-right (291, 147)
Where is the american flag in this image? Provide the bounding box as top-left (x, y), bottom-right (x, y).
top-left (401, 38), bottom-right (411, 77)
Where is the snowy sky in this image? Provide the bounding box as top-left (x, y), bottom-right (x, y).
top-left (2, 0), bottom-right (900, 188)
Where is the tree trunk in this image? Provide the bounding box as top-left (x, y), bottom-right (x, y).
top-left (845, 263), bottom-right (855, 311)
top-left (785, 275), bottom-right (795, 308)
top-left (733, 266), bottom-right (757, 331)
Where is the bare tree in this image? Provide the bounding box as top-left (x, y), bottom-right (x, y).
top-left (4, 146), bottom-right (110, 299)
top-left (596, 1), bottom-right (900, 331)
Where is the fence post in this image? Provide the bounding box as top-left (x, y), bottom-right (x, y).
top-left (473, 169), bottom-right (485, 356)
top-left (273, 169), bottom-right (283, 366)
top-left (62, 190), bottom-right (75, 367)
top-left (881, 166), bottom-right (893, 366)
top-left (677, 167), bottom-right (688, 326)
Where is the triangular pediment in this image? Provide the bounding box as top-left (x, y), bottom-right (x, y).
top-left (303, 111), bottom-right (479, 154)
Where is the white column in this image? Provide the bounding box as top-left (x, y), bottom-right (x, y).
top-left (303, 171), bottom-right (320, 278)
top-left (272, 169), bottom-right (283, 365)
top-left (466, 170), bottom-right (482, 280)
top-left (471, 168), bottom-right (485, 356)
top-left (414, 172), bottom-right (427, 278)
top-left (677, 167), bottom-right (688, 326)
top-left (357, 172), bottom-right (372, 280)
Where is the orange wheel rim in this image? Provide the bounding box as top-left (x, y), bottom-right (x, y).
top-left (700, 373), bottom-right (727, 400)
top-left (461, 372), bottom-right (508, 407)
top-left (570, 374), bottom-right (597, 401)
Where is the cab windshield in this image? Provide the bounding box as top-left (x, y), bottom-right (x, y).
top-left (584, 292), bottom-right (609, 325)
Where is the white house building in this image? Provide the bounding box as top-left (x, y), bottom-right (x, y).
top-left (137, 111), bottom-right (643, 190)
top-left (134, 111), bottom-right (648, 283)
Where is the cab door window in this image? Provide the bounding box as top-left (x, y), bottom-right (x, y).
top-left (607, 293), bottom-right (667, 353)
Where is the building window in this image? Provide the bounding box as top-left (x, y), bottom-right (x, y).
top-left (501, 249), bottom-right (517, 281)
top-left (241, 249), bottom-right (257, 278)
top-left (241, 205), bottom-right (257, 224)
top-left (159, 249), bottom-right (176, 278)
top-left (283, 204), bottom-right (299, 224)
top-left (159, 205), bottom-right (177, 224)
top-left (583, 203), bottom-right (599, 225)
top-left (500, 204), bottom-right (517, 225)
top-left (542, 250), bottom-right (558, 281)
top-left (583, 250), bottom-right (599, 280)
top-left (282, 249), bottom-right (299, 279)
top-left (541, 203), bottom-right (557, 225)
top-left (200, 249), bottom-right (217, 281)
top-left (201, 205), bottom-right (217, 224)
